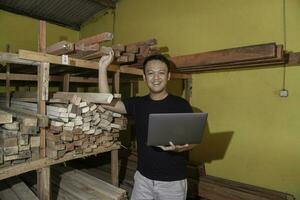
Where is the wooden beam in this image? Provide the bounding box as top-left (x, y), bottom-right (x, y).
top-left (18, 50), bottom-right (191, 79)
top-left (0, 52), bottom-right (39, 65)
top-left (111, 71), bottom-right (120, 186)
top-left (37, 20), bottom-right (50, 200)
top-left (6, 45), bottom-right (10, 109)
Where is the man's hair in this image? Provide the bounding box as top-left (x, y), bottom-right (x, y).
top-left (143, 54), bottom-right (171, 74)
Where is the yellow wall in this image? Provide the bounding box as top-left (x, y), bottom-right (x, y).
top-left (0, 10), bottom-right (79, 52)
top-left (81, 0), bottom-right (300, 198)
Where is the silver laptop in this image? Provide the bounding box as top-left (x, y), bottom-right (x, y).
top-left (147, 113), bottom-right (208, 146)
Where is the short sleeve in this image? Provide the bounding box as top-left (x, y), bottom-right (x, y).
top-left (123, 97), bottom-right (137, 116)
top-left (183, 100), bottom-right (193, 113)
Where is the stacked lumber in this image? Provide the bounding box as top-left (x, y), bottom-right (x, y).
top-left (46, 93), bottom-right (127, 159)
top-left (46, 35), bottom-right (168, 66)
top-left (46, 32), bottom-right (113, 58)
top-left (0, 176), bottom-right (38, 200)
top-left (173, 43), bottom-right (286, 72)
top-left (0, 111), bottom-right (40, 167)
top-left (20, 166), bottom-right (127, 200)
top-left (111, 38), bottom-right (168, 65)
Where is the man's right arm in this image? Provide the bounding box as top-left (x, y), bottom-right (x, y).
top-left (98, 48), bottom-right (127, 114)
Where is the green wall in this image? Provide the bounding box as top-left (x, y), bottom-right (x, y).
top-left (0, 10), bottom-right (79, 52)
top-left (81, 0), bottom-right (300, 198)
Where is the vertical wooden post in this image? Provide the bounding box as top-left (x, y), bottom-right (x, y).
top-left (184, 78), bottom-right (192, 102)
top-left (63, 73), bottom-right (70, 92)
top-left (111, 71), bottom-right (120, 186)
top-left (5, 44), bottom-right (10, 108)
top-left (37, 20), bottom-right (51, 200)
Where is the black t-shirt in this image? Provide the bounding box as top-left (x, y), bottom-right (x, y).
top-left (123, 94), bottom-right (193, 181)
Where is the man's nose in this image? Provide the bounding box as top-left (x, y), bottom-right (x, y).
top-left (153, 73), bottom-right (160, 80)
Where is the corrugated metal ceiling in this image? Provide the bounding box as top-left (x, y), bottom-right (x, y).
top-left (0, 0), bottom-right (116, 30)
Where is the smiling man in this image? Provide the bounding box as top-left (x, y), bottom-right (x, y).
top-left (99, 50), bottom-right (195, 200)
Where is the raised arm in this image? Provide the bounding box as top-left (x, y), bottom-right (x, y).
top-left (98, 48), bottom-right (127, 114)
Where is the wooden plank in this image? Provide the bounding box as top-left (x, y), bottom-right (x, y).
top-left (46, 40), bottom-right (74, 55)
top-left (75, 32), bottom-right (113, 47)
top-left (18, 50), bottom-right (191, 79)
top-left (0, 181), bottom-right (20, 200)
top-left (5, 177), bottom-right (39, 200)
top-left (172, 43), bottom-right (277, 68)
top-left (0, 52), bottom-right (39, 65)
top-left (53, 92), bottom-right (114, 104)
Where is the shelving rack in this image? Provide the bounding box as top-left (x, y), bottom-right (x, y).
top-left (0, 21), bottom-right (192, 199)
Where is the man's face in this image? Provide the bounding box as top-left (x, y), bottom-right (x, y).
top-left (143, 60), bottom-right (170, 94)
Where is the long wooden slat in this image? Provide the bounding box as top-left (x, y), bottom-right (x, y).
top-left (0, 73), bottom-right (115, 83)
top-left (0, 182), bottom-right (20, 200)
top-left (0, 52), bottom-right (39, 65)
top-left (5, 177), bottom-right (39, 200)
top-left (172, 43), bottom-right (277, 68)
top-left (53, 92), bottom-right (114, 104)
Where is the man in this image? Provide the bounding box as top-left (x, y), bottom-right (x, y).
top-left (99, 50), bottom-right (195, 200)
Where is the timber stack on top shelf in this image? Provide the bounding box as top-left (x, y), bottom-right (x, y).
top-left (172, 42), bottom-right (300, 72)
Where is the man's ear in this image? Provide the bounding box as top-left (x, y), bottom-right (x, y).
top-left (142, 74), bottom-right (146, 81)
top-left (168, 72), bottom-right (171, 81)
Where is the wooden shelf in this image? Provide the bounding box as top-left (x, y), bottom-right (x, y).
top-left (0, 143), bottom-right (120, 181)
top-left (0, 50), bottom-right (191, 80)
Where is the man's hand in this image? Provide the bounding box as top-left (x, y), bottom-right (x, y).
top-left (99, 47), bottom-right (114, 69)
top-left (158, 141), bottom-right (194, 152)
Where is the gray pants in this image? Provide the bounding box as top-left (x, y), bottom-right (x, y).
top-left (130, 171), bottom-right (187, 200)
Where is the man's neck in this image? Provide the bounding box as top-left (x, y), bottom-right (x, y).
top-left (150, 91), bottom-right (168, 101)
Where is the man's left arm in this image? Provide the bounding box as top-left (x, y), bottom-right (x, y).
top-left (158, 142), bottom-right (197, 152)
